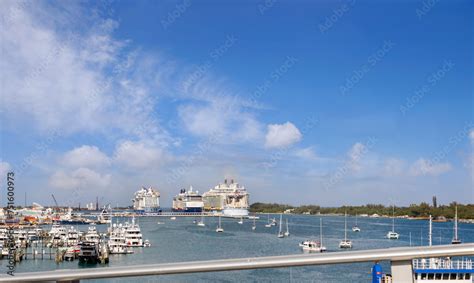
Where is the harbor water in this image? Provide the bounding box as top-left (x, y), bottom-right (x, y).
top-left (2, 214), bottom-right (473, 283)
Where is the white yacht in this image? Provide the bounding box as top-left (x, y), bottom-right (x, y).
top-left (13, 229), bottom-right (28, 248)
top-left (124, 217), bottom-right (143, 247)
top-left (216, 216), bottom-right (224, 233)
top-left (339, 212), bottom-right (352, 249)
top-left (66, 226), bottom-right (80, 246)
top-left (85, 223), bottom-right (101, 244)
top-left (27, 229), bottom-right (39, 242)
top-left (48, 224), bottom-right (67, 247)
top-left (108, 225), bottom-right (133, 254)
top-left (97, 206), bottom-right (112, 224)
top-left (386, 206), bottom-right (400, 240)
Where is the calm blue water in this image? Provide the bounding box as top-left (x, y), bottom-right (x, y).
top-left (2, 214), bottom-right (473, 282)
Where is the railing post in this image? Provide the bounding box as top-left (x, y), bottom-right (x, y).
top-left (391, 260), bottom-right (414, 283)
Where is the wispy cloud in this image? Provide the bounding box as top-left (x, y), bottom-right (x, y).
top-left (409, 158), bottom-right (452, 176)
top-left (294, 147), bottom-right (318, 160)
top-left (0, 1), bottom-right (167, 143)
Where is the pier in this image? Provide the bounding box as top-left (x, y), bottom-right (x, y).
top-left (1, 244), bottom-right (473, 282)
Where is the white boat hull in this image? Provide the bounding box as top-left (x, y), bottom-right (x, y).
top-left (222, 207), bottom-right (249, 217)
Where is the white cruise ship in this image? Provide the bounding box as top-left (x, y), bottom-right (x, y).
top-left (132, 187), bottom-right (161, 214)
top-left (203, 179), bottom-right (249, 217)
top-left (172, 186), bottom-right (204, 212)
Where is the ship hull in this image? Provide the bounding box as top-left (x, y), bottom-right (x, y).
top-left (222, 207), bottom-right (249, 217)
top-left (172, 207), bottom-right (203, 213)
top-left (135, 208), bottom-right (162, 214)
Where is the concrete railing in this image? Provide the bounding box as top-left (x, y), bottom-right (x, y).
top-left (1, 244), bottom-right (473, 282)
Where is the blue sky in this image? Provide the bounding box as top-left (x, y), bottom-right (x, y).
top-left (0, 0), bottom-right (472, 207)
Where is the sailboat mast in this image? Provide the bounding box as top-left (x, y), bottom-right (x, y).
top-left (279, 214), bottom-right (282, 234)
top-left (286, 219), bottom-right (289, 233)
top-left (320, 218), bottom-right (323, 245)
top-left (344, 212), bottom-right (347, 240)
top-left (391, 205), bottom-right (395, 232)
top-left (454, 206), bottom-right (458, 240)
top-left (429, 214), bottom-right (432, 247)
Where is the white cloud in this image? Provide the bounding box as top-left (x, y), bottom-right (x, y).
top-left (470, 129), bottom-right (474, 145)
top-left (114, 140), bottom-right (167, 169)
top-left (0, 1), bottom-right (167, 142)
top-left (0, 161), bottom-right (12, 178)
top-left (265, 122), bottom-right (302, 148)
top-left (409, 158), bottom-right (452, 176)
top-left (294, 147), bottom-right (318, 160)
top-left (61, 145), bottom-right (109, 168)
top-left (49, 167), bottom-right (111, 189)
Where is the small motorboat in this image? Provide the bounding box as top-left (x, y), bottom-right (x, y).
top-left (300, 240), bottom-right (326, 252)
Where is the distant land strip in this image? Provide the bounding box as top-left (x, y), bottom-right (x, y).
top-left (249, 202), bottom-right (474, 221)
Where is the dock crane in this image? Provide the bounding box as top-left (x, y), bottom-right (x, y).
top-left (51, 194), bottom-right (60, 221)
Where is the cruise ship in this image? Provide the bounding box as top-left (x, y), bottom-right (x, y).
top-left (132, 187), bottom-right (161, 214)
top-left (202, 179), bottom-right (249, 217)
top-left (172, 186), bottom-right (204, 212)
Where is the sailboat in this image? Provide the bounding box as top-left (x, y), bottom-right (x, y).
top-left (277, 214), bottom-right (284, 238)
top-left (319, 218), bottom-right (327, 251)
top-left (451, 206), bottom-right (461, 244)
top-left (386, 206), bottom-right (400, 239)
top-left (300, 218), bottom-right (326, 252)
top-left (216, 216), bottom-right (224, 233)
top-left (237, 216), bottom-right (243, 225)
top-left (252, 216), bottom-right (256, 231)
top-left (197, 214), bottom-right (205, 227)
top-left (339, 212), bottom-right (352, 248)
top-left (265, 214), bottom-right (272, 228)
top-left (352, 214), bottom-right (360, 232)
top-left (284, 219), bottom-right (290, 237)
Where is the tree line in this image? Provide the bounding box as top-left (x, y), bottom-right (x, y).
top-left (249, 202), bottom-right (474, 219)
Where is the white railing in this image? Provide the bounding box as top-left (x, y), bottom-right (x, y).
top-left (0, 244), bottom-right (472, 282)
top-left (413, 258), bottom-right (473, 270)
